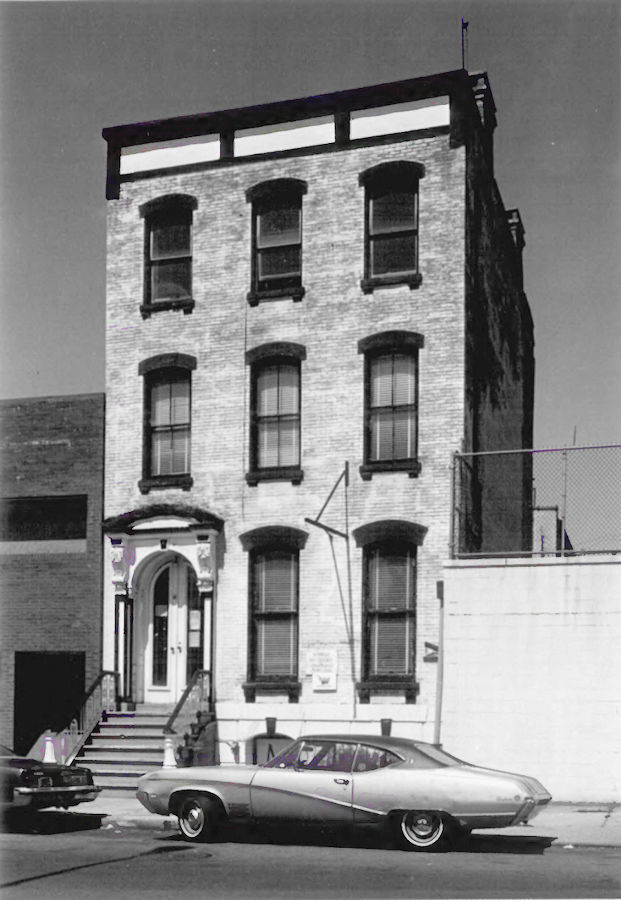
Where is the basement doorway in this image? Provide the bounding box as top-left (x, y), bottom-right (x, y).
top-left (13, 651), bottom-right (85, 755)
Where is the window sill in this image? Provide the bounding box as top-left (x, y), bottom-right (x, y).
top-left (361, 273), bottom-right (422, 294)
top-left (356, 679), bottom-right (419, 704)
top-left (359, 460), bottom-right (421, 481)
top-left (138, 474), bottom-right (194, 494)
top-left (246, 467), bottom-right (304, 486)
top-left (247, 286), bottom-right (305, 307)
top-left (140, 298), bottom-right (195, 319)
top-left (243, 680), bottom-right (301, 703)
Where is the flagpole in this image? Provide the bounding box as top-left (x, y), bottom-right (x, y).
top-left (461, 18), bottom-right (469, 70)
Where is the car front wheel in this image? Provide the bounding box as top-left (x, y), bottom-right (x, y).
top-left (177, 795), bottom-right (220, 843)
top-left (398, 810), bottom-right (450, 851)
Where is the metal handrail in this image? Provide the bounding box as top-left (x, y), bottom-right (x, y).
top-left (62, 670), bottom-right (118, 764)
top-left (164, 669), bottom-right (211, 734)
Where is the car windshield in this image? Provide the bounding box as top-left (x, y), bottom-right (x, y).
top-left (262, 741), bottom-right (300, 768)
top-left (412, 743), bottom-right (467, 767)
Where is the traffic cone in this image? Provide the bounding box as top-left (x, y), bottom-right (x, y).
top-left (42, 735), bottom-right (56, 764)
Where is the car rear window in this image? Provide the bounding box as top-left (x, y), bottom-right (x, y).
top-left (353, 744), bottom-right (401, 772)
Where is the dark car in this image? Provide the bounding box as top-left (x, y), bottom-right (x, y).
top-left (1, 742), bottom-right (101, 814)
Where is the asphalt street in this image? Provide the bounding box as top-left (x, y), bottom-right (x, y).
top-left (1, 813), bottom-right (620, 899)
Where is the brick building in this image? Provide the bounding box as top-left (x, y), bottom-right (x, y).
top-left (100, 69), bottom-right (533, 765)
top-left (0, 393), bottom-right (104, 752)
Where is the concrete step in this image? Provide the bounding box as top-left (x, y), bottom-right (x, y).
top-left (87, 761), bottom-right (163, 775)
top-left (98, 724), bottom-right (166, 737)
top-left (89, 733), bottom-right (165, 742)
top-left (79, 748), bottom-right (166, 762)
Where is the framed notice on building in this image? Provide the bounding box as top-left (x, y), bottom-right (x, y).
top-left (306, 647), bottom-right (338, 691)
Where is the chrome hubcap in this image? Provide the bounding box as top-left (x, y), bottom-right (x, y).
top-left (184, 805), bottom-right (204, 834)
top-left (402, 811), bottom-right (443, 846)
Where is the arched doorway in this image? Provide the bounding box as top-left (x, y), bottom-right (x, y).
top-left (135, 554), bottom-right (202, 705)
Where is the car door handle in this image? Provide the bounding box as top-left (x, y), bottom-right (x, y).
top-left (334, 778), bottom-right (350, 785)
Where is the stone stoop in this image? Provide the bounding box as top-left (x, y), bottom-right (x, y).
top-left (76, 704), bottom-right (173, 794)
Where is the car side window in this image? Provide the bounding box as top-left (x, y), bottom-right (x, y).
top-left (297, 741), bottom-right (356, 773)
top-left (353, 744), bottom-right (401, 772)
top-left (263, 741), bottom-right (301, 768)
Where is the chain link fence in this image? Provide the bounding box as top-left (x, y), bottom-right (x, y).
top-left (451, 444), bottom-right (621, 557)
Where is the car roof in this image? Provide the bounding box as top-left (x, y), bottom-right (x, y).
top-left (296, 733), bottom-right (433, 758)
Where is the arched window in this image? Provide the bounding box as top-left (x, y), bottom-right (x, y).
top-left (245, 342), bottom-right (306, 485)
top-left (358, 331), bottom-right (424, 479)
top-left (138, 353), bottom-right (196, 493)
top-left (240, 525), bottom-right (308, 703)
top-left (246, 179), bottom-right (307, 305)
top-left (139, 194), bottom-right (198, 318)
top-left (353, 519), bottom-right (427, 703)
top-left (359, 162), bottom-right (424, 293)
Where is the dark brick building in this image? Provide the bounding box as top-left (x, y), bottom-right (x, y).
top-left (0, 393), bottom-right (105, 752)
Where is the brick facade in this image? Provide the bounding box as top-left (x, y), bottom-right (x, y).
top-left (102, 71), bottom-right (532, 760)
top-left (0, 393), bottom-right (104, 749)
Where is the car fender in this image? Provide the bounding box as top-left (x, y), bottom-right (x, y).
top-left (168, 786), bottom-right (229, 818)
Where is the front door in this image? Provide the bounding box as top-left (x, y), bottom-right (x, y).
top-left (144, 560), bottom-right (201, 704)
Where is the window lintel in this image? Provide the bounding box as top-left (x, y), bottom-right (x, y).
top-left (139, 194), bottom-right (198, 218)
top-left (245, 178), bottom-right (308, 204)
top-left (358, 161), bottom-right (425, 188)
top-left (240, 525), bottom-right (309, 552)
top-left (138, 353), bottom-right (197, 377)
top-left (358, 331), bottom-right (424, 356)
top-left (245, 342), bottom-right (306, 366)
top-left (353, 519), bottom-right (427, 548)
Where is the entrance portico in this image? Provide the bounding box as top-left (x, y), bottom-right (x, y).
top-left (102, 505), bottom-right (223, 709)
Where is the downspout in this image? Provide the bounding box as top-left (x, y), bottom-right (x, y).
top-left (433, 580), bottom-right (444, 746)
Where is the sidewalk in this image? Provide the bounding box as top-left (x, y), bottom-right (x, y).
top-left (83, 796), bottom-right (621, 848)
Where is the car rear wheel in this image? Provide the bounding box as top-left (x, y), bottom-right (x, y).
top-left (398, 810), bottom-right (450, 851)
top-left (177, 795), bottom-right (220, 843)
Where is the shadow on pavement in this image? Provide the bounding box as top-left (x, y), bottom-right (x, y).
top-left (161, 822), bottom-right (556, 855)
top-left (1, 809), bottom-right (106, 835)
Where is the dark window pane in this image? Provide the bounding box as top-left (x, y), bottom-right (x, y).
top-left (369, 409), bottom-right (394, 461)
top-left (258, 246), bottom-right (301, 280)
top-left (369, 617), bottom-right (412, 675)
top-left (255, 552), bottom-right (297, 612)
top-left (0, 496), bottom-right (87, 541)
top-left (148, 373), bottom-right (191, 476)
top-left (255, 618), bottom-right (295, 675)
top-left (151, 260), bottom-right (191, 300)
top-left (370, 191), bottom-right (416, 234)
top-left (258, 206), bottom-right (300, 248)
top-left (151, 219), bottom-right (191, 259)
top-left (368, 550), bottom-right (414, 611)
top-left (371, 233), bottom-right (417, 276)
top-left (152, 568), bottom-right (169, 685)
top-left (256, 364), bottom-right (300, 468)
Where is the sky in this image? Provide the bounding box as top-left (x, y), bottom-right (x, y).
top-left (0, 0), bottom-right (619, 450)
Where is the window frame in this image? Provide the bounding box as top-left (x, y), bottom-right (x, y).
top-left (245, 342), bottom-right (305, 486)
top-left (240, 525), bottom-right (308, 703)
top-left (138, 353), bottom-right (196, 494)
top-left (359, 162), bottom-right (425, 294)
top-left (358, 331), bottom-right (424, 480)
top-left (352, 519), bottom-right (427, 704)
top-left (246, 179), bottom-right (307, 306)
top-left (139, 195), bottom-right (198, 319)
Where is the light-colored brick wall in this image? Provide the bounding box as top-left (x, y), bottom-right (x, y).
top-left (105, 132), bottom-right (467, 745)
top-left (442, 557), bottom-right (621, 801)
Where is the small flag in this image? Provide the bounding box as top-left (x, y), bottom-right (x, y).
top-left (462, 18), bottom-right (469, 31)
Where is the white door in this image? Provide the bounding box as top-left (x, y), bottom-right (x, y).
top-left (144, 561), bottom-right (190, 704)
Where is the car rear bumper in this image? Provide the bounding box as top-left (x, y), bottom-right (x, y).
top-left (12, 785), bottom-right (102, 809)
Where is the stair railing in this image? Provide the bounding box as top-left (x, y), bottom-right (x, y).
top-left (29, 670), bottom-right (119, 765)
top-left (164, 669), bottom-right (211, 735)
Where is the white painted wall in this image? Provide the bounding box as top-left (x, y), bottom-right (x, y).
top-left (441, 557), bottom-right (621, 801)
